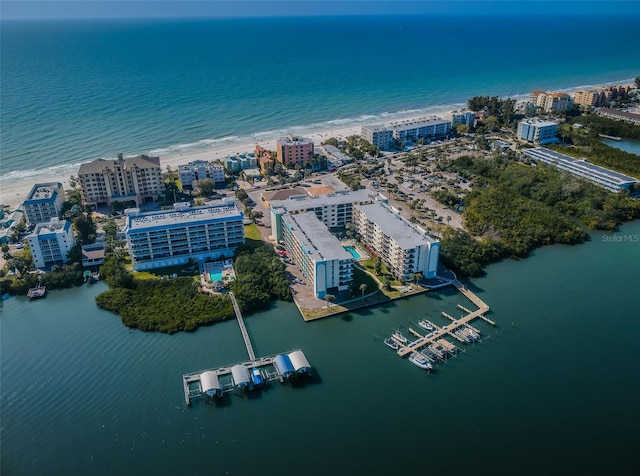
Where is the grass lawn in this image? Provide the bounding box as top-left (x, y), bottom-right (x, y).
top-left (243, 223), bottom-right (264, 249)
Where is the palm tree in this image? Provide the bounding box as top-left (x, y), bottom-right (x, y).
top-left (359, 283), bottom-right (368, 296)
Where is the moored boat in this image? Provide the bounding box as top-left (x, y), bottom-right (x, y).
top-left (392, 330), bottom-right (408, 344)
top-left (409, 352), bottom-right (433, 370)
top-left (417, 319), bottom-right (434, 331)
top-left (384, 338), bottom-right (399, 350)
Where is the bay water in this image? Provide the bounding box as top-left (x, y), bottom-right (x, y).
top-left (2, 221), bottom-right (639, 475)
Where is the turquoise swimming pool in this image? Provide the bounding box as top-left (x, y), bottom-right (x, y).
top-left (343, 245), bottom-right (361, 259)
top-left (209, 271), bottom-right (224, 282)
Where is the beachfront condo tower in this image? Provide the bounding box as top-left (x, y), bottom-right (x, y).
top-left (123, 202), bottom-right (245, 270)
top-left (77, 153), bottom-right (163, 208)
top-left (22, 182), bottom-right (65, 225)
top-left (276, 135), bottom-right (314, 166)
top-left (178, 160), bottom-right (225, 189)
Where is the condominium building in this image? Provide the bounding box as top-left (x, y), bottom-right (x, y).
top-left (446, 110), bottom-right (476, 128)
top-left (361, 125), bottom-right (394, 150)
top-left (281, 213), bottom-right (354, 298)
top-left (352, 203), bottom-right (439, 280)
top-left (573, 89), bottom-right (600, 108)
top-left (78, 153), bottom-right (163, 207)
top-left (22, 182), bottom-right (65, 225)
top-left (596, 108), bottom-right (640, 125)
top-left (27, 218), bottom-right (76, 269)
top-left (123, 202), bottom-right (245, 270)
top-left (530, 90), bottom-right (572, 113)
top-left (269, 189), bottom-right (376, 241)
top-left (178, 160), bottom-right (225, 189)
top-left (517, 119), bottom-right (558, 144)
top-left (224, 153), bottom-right (257, 172)
top-left (276, 135), bottom-right (314, 166)
top-left (390, 117), bottom-right (452, 144)
top-left (522, 148), bottom-right (640, 194)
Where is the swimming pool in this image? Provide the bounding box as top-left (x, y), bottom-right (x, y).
top-left (343, 245), bottom-right (361, 259)
top-left (209, 271), bottom-right (224, 282)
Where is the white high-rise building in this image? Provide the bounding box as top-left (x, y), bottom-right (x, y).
top-left (22, 182), bottom-right (65, 225)
top-left (27, 218), bottom-right (76, 269)
top-left (179, 160), bottom-right (225, 189)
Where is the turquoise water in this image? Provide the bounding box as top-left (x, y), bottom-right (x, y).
top-left (209, 271), bottom-right (223, 282)
top-left (2, 15), bottom-right (639, 188)
top-left (343, 245), bottom-right (361, 259)
top-left (2, 221), bottom-right (639, 474)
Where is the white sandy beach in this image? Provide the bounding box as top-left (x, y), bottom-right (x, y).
top-left (0, 120), bottom-right (393, 210)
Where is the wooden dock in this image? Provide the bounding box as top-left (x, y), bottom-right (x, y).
top-left (229, 291), bottom-right (255, 361)
top-left (395, 281), bottom-right (494, 357)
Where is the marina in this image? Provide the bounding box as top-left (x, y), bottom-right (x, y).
top-left (386, 280), bottom-right (495, 368)
top-left (182, 290), bottom-right (312, 405)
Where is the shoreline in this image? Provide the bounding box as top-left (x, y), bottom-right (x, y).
top-left (1, 77), bottom-right (635, 211)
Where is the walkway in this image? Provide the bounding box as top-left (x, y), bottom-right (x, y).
top-left (229, 292), bottom-right (255, 361)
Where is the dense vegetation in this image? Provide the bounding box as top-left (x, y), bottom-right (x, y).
top-left (96, 277), bottom-right (235, 333)
top-left (230, 245), bottom-right (291, 312)
top-left (439, 155), bottom-right (640, 276)
top-left (466, 95), bottom-right (518, 129)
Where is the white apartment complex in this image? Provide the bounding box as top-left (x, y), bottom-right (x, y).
top-left (522, 148), bottom-right (639, 194)
top-left (27, 218), bottom-right (76, 269)
top-left (179, 160), bottom-right (225, 189)
top-left (446, 110), bottom-right (476, 127)
top-left (352, 203), bottom-right (439, 280)
top-left (78, 153), bottom-right (163, 207)
top-left (22, 182), bottom-right (65, 225)
top-left (281, 213), bottom-right (354, 298)
top-left (361, 117), bottom-right (452, 150)
top-left (530, 90), bottom-right (572, 113)
top-left (124, 202), bottom-right (245, 270)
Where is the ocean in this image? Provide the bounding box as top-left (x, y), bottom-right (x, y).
top-left (1, 15), bottom-right (640, 187)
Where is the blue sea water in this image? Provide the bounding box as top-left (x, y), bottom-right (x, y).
top-left (1, 15), bottom-right (639, 186)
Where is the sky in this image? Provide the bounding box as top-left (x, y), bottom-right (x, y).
top-left (2, 0), bottom-right (639, 20)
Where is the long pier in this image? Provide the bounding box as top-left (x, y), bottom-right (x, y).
top-left (229, 291), bottom-right (255, 361)
top-left (394, 281), bottom-right (494, 357)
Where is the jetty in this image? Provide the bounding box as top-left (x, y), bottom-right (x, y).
top-left (229, 291), bottom-right (255, 360)
top-left (182, 294), bottom-right (312, 406)
top-left (393, 280), bottom-right (494, 357)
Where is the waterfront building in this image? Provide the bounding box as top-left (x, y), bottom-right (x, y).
top-left (81, 241), bottom-right (106, 267)
top-left (361, 125), bottom-right (394, 150)
top-left (389, 117), bottom-right (452, 144)
top-left (123, 202), bottom-right (244, 270)
top-left (276, 135), bottom-right (314, 166)
top-left (255, 146), bottom-right (275, 173)
top-left (269, 189), bottom-right (375, 241)
top-left (224, 153), bottom-right (257, 172)
top-left (178, 160), bottom-right (225, 189)
top-left (522, 147), bottom-right (640, 194)
top-left (352, 203), bottom-right (440, 280)
top-left (595, 108), bottom-right (640, 125)
top-left (446, 110), bottom-right (476, 128)
top-left (281, 212), bottom-right (353, 298)
top-left (27, 218), bottom-right (76, 269)
top-left (530, 90), bottom-right (572, 113)
top-left (517, 119), bottom-right (558, 144)
top-left (22, 182), bottom-right (65, 225)
top-left (78, 153), bottom-right (163, 208)
top-left (573, 89), bottom-right (600, 108)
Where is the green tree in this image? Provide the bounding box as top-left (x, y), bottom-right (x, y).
top-left (456, 124), bottom-right (470, 134)
top-left (195, 178), bottom-right (216, 197)
top-left (374, 257), bottom-right (382, 275)
top-left (73, 213), bottom-right (97, 245)
top-left (325, 294), bottom-right (335, 309)
top-left (359, 283), bottom-right (368, 296)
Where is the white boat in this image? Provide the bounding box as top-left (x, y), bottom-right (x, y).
top-left (392, 330), bottom-right (408, 344)
top-left (409, 352), bottom-right (433, 370)
top-left (417, 319), bottom-right (434, 331)
top-left (384, 338), bottom-right (399, 350)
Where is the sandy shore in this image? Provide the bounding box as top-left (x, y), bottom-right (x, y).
top-left (0, 120), bottom-right (395, 210)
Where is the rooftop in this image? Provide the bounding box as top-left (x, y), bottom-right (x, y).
top-left (269, 189), bottom-right (374, 212)
top-left (24, 182), bottom-right (62, 203)
top-left (523, 148), bottom-right (639, 185)
top-left (78, 155), bottom-right (161, 175)
top-left (388, 116), bottom-right (450, 130)
top-left (28, 219), bottom-right (71, 237)
top-left (519, 118), bottom-right (558, 127)
top-left (277, 135), bottom-right (314, 146)
top-left (125, 203), bottom-right (242, 232)
top-left (283, 213), bottom-right (351, 263)
top-left (355, 202), bottom-right (437, 249)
